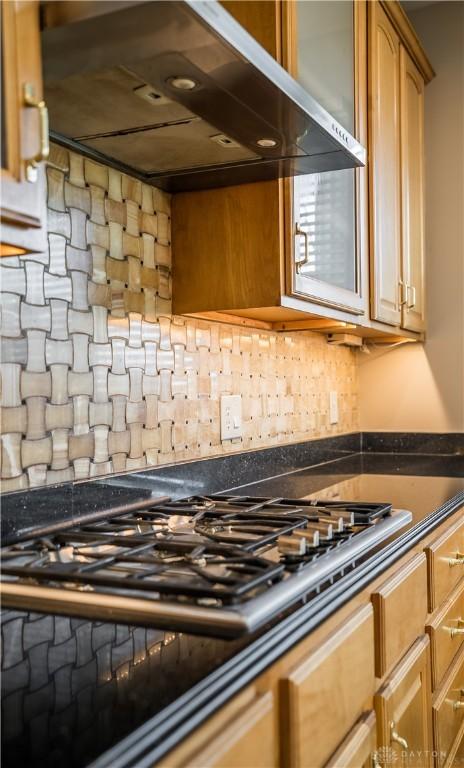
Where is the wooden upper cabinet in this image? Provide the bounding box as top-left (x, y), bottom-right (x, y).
top-left (368, 1), bottom-right (402, 327)
top-left (1, 0), bottom-right (47, 255)
top-left (400, 47), bottom-right (426, 333)
top-left (289, 0), bottom-right (368, 318)
top-left (375, 635), bottom-right (433, 768)
top-left (172, 0), bottom-right (433, 337)
top-left (284, 0), bottom-right (367, 315)
top-left (369, 1), bottom-right (432, 331)
top-left (172, 0), bottom-right (369, 331)
top-left (172, 1), bottom-right (286, 323)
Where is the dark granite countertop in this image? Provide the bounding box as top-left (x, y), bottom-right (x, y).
top-left (1, 433), bottom-right (463, 768)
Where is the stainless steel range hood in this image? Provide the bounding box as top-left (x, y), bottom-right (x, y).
top-left (41, 0), bottom-right (366, 192)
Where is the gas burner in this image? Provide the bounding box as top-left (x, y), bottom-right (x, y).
top-left (0, 494), bottom-right (411, 638)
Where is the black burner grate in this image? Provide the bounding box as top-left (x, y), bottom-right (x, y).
top-left (0, 495), bottom-right (393, 608)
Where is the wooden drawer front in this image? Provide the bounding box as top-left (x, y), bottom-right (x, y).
top-left (325, 711), bottom-right (377, 768)
top-left (160, 690), bottom-right (276, 768)
top-left (375, 635), bottom-right (433, 768)
top-left (372, 553), bottom-right (428, 678)
top-left (281, 605), bottom-right (375, 768)
top-left (426, 516), bottom-right (464, 612)
top-left (427, 579), bottom-right (464, 690)
top-left (433, 644), bottom-right (464, 768)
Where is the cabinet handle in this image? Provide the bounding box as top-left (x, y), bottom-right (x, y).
top-left (444, 618), bottom-right (464, 638)
top-left (407, 284), bottom-right (416, 309)
top-left (390, 721), bottom-right (408, 750)
top-left (446, 626), bottom-right (464, 638)
top-left (398, 279), bottom-right (407, 308)
top-left (23, 83), bottom-right (50, 183)
top-left (453, 701), bottom-right (464, 711)
top-left (446, 552), bottom-right (464, 568)
top-left (295, 223), bottom-right (310, 273)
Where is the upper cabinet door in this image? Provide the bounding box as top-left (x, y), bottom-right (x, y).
top-left (288, 1), bottom-right (367, 317)
top-left (369, 2), bottom-right (402, 326)
top-left (400, 47), bottom-right (426, 332)
top-left (1, 0), bottom-right (47, 255)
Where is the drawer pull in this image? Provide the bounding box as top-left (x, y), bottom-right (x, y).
top-left (446, 553), bottom-right (464, 567)
top-left (390, 721), bottom-right (408, 750)
top-left (445, 625), bottom-right (464, 639)
top-left (23, 83), bottom-right (50, 183)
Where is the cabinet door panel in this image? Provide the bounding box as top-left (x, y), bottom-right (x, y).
top-left (426, 579), bottom-right (464, 691)
top-left (375, 636), bottom-right (433, 768)
top-left (425, 516), bottom-right (464, 613)
top-left (372, 553), bottom-right (428, 678)
top-left (400, 47), bottom-right (426, 332)
top-left (160, 690), bottom-right (277, 768)
top-left (325, 711), bottom-right (377, 768)
top-left (432, 644), bottom-right (464, 768)
top-left (289, 0), bottom-right (366, 316)
top-left (369, 2), bottom-right (402, 326)
top-left (281, 605), bottom-right (375, 768)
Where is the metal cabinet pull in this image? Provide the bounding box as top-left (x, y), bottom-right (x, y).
top-left (390, 721), bottom-right (408, 750)
top-left (23, 83), bottom-right (50, 182)
top-left (447, 627), bottom-right (464, 638)
top-left (451, 688), bottom-right (464, 709)
top-left (407, 284), bottom-right (417, 309)
top-left (295, 223), bottom-right (310, 273)
top-left (445, 618), bottom-right (464, 638)
top-left (398, 279), bottom-right (407, 307)
top-left (446, 552), bottom-right (464, 568)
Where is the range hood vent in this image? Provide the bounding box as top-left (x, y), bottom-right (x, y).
top-left (41, 0), bottom-right (366, 192)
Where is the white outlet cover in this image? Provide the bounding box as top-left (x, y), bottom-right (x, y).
top-left (329, 391), bottom-right (339, 424)
top-left (220, 394), bottom-right (242, 440)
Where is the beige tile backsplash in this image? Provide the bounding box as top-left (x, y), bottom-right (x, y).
top-left (0, 145), bottom-right (359, 492)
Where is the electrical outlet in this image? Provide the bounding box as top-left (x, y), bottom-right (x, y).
top-left (329, 391), bottom-right (339, 424)
top-left (220, 395), bottom-right (242, 440)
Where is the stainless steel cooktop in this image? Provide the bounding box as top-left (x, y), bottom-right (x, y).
top-left (0, 495), bottom-right (411, 638)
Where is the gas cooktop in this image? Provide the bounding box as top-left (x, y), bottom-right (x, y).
top-left (0, 494), bottom-right (411, 638)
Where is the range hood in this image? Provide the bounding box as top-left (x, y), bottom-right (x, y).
top-left (41, 0), bottom-right (366, 192)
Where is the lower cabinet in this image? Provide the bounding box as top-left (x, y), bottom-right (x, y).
top-left (375, 635), bottom-right (433, 768)
top-left (280, 605), bottom-right (375, 768)
top-left (160, 690), bottom-right (277, 768)
top-left (371, 552), bottom-right (428, 678)
top-left (425, 516), bottom-right (464, 613)
top-left (432, 643), bottom-right (464, 768)
top-left (156, 513), bottom-right (463, 768)
top-left (426, 579), bottom-right (464, 691)
top-left (325, 711), bottom-right (378, 768)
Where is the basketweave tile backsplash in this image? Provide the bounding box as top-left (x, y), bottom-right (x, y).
top-left (0, 145), bottom-right (359, 492)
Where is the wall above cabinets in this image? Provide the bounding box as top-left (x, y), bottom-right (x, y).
top-left (172, 0), bottom-right (435, 341)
